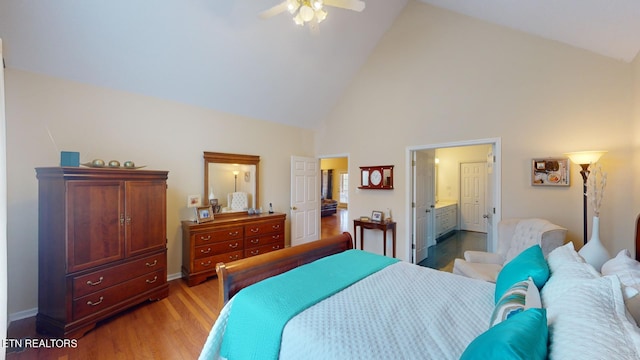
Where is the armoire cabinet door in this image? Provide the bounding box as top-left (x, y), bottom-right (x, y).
top-left (66, 180), bottom-right (125, 272)
top-left (125, 180), bottom-right (167, 257)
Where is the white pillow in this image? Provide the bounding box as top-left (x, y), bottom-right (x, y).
top-left (602, 250), bottom-right (640, 324)
top-left (602, 249), bottom-right (640, 290)
top-left (546, 242), bottom-right (585, 272)
top-left (545, 275), bottom-right (640, 359)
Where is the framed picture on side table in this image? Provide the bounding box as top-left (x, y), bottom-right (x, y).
top-left (195, 205), bottom-right (214, 223)
top-left (371, 210), bottom-right (384, 222)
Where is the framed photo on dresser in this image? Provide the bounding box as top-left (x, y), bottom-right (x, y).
top-left (195, 205), bottom-right (214, 223)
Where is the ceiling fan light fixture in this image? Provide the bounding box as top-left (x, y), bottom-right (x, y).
top-left (312, 0), bottom-right (323, 11)
top-left (287, 0), bottom-right (299, 14)
top-left (315, 9), bottom-right (327, 22)
top-left (293, 13), bottom-right (304, 26)
top-left (299, 5), bottom-right (315, 22)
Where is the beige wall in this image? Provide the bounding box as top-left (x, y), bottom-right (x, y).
top-left (635, 54), bottom-right (640, 226)
top-left (316, 2), bottom-right (637, 260)
top-left (5, 69), bottom-right (314, 316)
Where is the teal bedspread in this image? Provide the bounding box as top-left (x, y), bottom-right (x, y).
top-left (219, 249), bottom-right (399, 360)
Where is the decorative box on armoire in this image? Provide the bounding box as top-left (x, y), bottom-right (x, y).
top-left (35, 167), bottom-right (169, 338)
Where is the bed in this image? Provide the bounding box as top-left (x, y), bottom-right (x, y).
top-left (201, 217), bottom-right (640, 360)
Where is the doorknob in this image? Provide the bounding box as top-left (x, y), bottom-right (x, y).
top-left (483, 214), bottom-right (489, 218)
top-left (291, 206), bottom-right (298, 210)
top-left (426, 209), bottom-right (431, 213)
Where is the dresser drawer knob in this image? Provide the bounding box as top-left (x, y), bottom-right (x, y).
top-left (272, 224), bottom-right (281, 230)
top-left (250, 238), bottom-right (259, 244)
top-left (200, 260), bottom-right (212, 267)
top-left (272, 245), bottom-right (281, 250)
top-left (145, 260), bottom-right (158, 267)
top-left (87, 296), bottom-right (104, 307)
top-left (200, 248), bottom-right (212, 254)
top-left (250, 250), bottom-right (260, 255)
top-left (229, 255), bottom-right (239, 261)
top-left (228, 231), bottom-right (239, 236)
top-left (146, 276), bottom-right (158, 284)
top-left (86, 276), bottom-right (104, 286)
top-left (200, 235), bottom-right (212, 241)
top-left (250, 228), bottom-right (259, 233)
top-left (272, 235), bottom-right (280, 240)
top-left (229, 242), bottom-right (239, 249)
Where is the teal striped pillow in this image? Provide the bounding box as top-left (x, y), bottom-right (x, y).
top-left (490, 279), bottom-right (529, 326)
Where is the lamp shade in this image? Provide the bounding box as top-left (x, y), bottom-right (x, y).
top-left (564, 151), bottom-right (607, 165)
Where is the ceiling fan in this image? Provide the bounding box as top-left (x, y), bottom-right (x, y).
top-left (260, 0), bottom-right (365, 29)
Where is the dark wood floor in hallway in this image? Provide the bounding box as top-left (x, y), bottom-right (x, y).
top-left (321, 208), bottom-right (487, 271)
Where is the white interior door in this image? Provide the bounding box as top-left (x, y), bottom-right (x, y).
top-left (485, 149), bottom-right (496, 251)
top-left (290, 156), bottom-right (320, 246)
top-left (413, 150), bottom-right (435, 264)
top-left (460, 162), bottom-right (487, 233)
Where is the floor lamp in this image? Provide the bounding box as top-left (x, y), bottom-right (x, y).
top-left (564, 151), bottom-right (607, 244)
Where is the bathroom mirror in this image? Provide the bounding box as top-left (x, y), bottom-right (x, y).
top-left (204, 152), bottom-right (259, 214)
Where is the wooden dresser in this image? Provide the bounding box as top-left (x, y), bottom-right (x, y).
top-left (181, 212), bottom-right (286, 286)
top-left (35, 167), bottom-right (169, 338)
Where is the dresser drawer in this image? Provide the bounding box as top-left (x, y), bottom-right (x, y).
top-left (194, 239), bottom-right (243, 260)
top-left (245, 232), bottom-right (284, 249)
top-left (193, 226), bottom-right (244, 246)
top-left (245, 220), bottom-right (283, 237)
top-left (73, 269), bottom-right (165, 320)
top-left (244, 241), bottom-right (284, 258)
top-left (193, 250), bottom-right (243, 272)
top-left (72, 253), bottom-right (166, 299)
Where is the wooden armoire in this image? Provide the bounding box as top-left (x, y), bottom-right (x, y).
top-left (35, 167), bottom-right (169, 338)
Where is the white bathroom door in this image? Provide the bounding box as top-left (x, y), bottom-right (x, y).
top-left (460, 162), bottom-right (487, 233)
top-left (413, 150), bottom-right (435, 264)
top-left (290, 156), bottom-right (320, 246)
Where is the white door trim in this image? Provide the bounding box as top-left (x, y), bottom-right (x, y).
top-left (406, 137), bottom-right (502, 261)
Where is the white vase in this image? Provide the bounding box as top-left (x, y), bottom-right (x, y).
top-left (578, 216), bottom-right (610, 272)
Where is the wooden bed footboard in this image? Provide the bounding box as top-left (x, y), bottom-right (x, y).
top-left (216, 232), bottom-right (354, 305)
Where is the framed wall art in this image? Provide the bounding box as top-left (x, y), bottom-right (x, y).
top-left (531, 158), bottom-right (569, 186)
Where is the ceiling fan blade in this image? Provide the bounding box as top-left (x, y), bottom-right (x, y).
top-left (259, 1), bottom-right (289, 19)
top-left (323, 0), bottom-right (366, 12)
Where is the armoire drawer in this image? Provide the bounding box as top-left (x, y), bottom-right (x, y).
top-left (73, 269), bottom-right (166, 320)
top-left (72, 252), bottom-right (166, 299)
top-left (193, 226), bottom-right (244, 246)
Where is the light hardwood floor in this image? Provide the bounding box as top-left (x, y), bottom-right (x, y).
top-left (6, 211), bottom-right (349, 359)
top-left (6, 279), bottom-right (221, 359)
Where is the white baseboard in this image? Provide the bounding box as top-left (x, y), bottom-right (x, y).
top-left (9, 273), bottom-right (184, 326)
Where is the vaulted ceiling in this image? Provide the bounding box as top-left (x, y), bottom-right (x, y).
top-left (1, 0), bottom-right (639, 129)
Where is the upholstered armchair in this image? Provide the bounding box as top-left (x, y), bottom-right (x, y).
top-left (452, 218), bottom-right (567, 282)
top-left (227, 192), bottom-right (248, 211)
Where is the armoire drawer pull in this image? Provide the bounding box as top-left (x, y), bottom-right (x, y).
top-left (86, 276), bottom-right (104, 286)
top-left (229, 242), bottom-right (239, 248)
top-left (87, 296), bottom-right (104, 306)
top-left (146, 276), bottom-right (158, 284)
top-left (250, 250), bottom-right (260, 255)
top-left (272, 235), bottom-right (280, 240)
top-left (199, 235), bottom-right (212, 241)
top-left (250, 239), bottom-right (259, 244)
top-left (250, 228), bottom-right (259, 233)
top-left (145, 260), bottom-right (158, 267)
top-left (272, 245), bottom-right (281, 250)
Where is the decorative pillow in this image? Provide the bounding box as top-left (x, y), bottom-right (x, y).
top-left (545, 275), bottom-right (640, 359)
top-left (541, 250), bottom-right (600, 306)
top-left (461, 308), bottom-right (548, 360)
top-left (495, 245), bottom-right (549, 302)
top-left (490, 277), bottom-right (541, 327)
top-left (601, 250), bottom-right (640, 324)
top-left (546, 242), bottom-right (585, 272)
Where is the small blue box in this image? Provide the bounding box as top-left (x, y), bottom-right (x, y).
top-left (60, 151), bottom-right (80, 167)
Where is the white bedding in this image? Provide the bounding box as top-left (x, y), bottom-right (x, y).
top-left (201, 261), bottom-right (495, 359)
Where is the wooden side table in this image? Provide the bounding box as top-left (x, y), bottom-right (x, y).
top-left (353, 220), bottom-right (397, 258)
